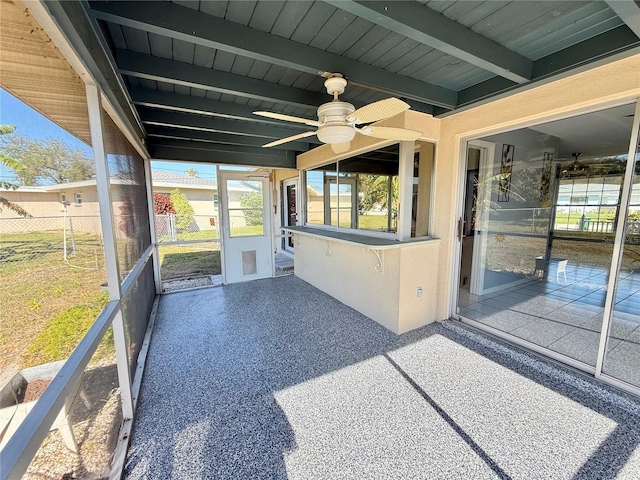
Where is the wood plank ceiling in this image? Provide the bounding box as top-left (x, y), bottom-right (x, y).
top-left (14, 1), bottom-right (640, 167)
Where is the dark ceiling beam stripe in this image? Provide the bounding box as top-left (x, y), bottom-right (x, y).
top-left (146, 126), bottom-right (312, 151)
top-left (139, 109), bottom-right (316, 141)
top-left (117, 50), bottom-right (329, 110)
top-left (150, 141), bottom-right (297, 169)
top-left (89, 0), bottom-right (456, 108)
top-left (325, 0), bottom-right (532, 84)
top-left (130, 87), bottom-right (310, 129)
top-left (457, 25), bottom-right (640, 107)
top-left (605, 1), bottom-right (640, 38)
top-left (42, 1), bottom-right (147, 150)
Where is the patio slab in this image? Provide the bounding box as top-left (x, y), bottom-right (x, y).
top-left (125, 276), bottom-right (640, 479)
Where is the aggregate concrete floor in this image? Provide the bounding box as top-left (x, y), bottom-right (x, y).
top-left (124, 276), bottom-right (640, 479)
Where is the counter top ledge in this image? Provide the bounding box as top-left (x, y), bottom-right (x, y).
top-left (283, 226), bottom-right (440, 250)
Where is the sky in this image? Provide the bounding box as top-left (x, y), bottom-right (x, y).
top-left (0, 88), bottom-right (244, 183)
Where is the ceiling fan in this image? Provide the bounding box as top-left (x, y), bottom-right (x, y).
top-left (253, 75), bottom-right (422, 154)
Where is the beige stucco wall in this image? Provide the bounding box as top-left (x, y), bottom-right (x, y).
top-left (0, 186), bottom-right (102, 234)
top-left (0, 186), bottom-right (100, 218)
top-left (294, 234), bottom-right (441, 333)
top-left (0, 190), bottom-right (64, 219)
top-left (295, 235), bottom-right (401, 332)
top-left (397, 241), bottom-right (441, 334)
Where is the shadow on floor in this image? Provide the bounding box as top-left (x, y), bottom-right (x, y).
top-left (125, 276), bottom-right (640, 479)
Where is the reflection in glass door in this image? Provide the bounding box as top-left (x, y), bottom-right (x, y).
top-left (601, 109), bottom-right (640, 390)
top-left (456, 104), bottom-right (638, 382)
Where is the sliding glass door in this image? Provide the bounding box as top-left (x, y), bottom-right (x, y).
top-left (457, 103), bottom-right (640, 393)
top-left (601, 110), bottom-right (640, 388)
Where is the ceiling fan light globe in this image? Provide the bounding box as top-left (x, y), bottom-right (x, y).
top-left (317, 124), bottom-right (356, 144)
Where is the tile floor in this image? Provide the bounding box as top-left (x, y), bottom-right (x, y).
top-left (458, 261), bottom-right (640, 386)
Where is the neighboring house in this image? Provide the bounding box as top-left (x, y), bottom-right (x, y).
top-left (0, 170), bottom-right (261, 233)
top-left (151, 170), bottom-right (218, 217)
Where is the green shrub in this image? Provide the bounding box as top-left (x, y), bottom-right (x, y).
top-left (240, 191), bottom-right (264, 226)
top-left (170, 189), bottom-right (195, 232)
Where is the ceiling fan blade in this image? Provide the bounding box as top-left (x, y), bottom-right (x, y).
top-left (262, 130), bottom-right (317, 148)
top-left (360, 126), bottom-right (422, 141)
top-left (331, 142), bottom-right (351, 154)
top-left (254, 111), bottom-right (319, 127)
top-left (347, 98), bottom-right (410, 124)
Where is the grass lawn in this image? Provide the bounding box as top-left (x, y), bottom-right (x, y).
top-left (358, 214), bottom-right (392, 231)
top-left (157, 228), bottom-right (220, 242)
top-left (159, 244), bottom-right (222, 280)
top-left (0, 231), bottom-right (110, 379)
top-left (484, 233), bottom-right (640, 275)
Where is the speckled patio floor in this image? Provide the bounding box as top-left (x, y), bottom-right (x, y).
top-left (124, 275), bottom-right (640, 479)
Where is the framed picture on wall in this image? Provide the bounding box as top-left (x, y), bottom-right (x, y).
top-left (498, 144), bottom-right (514, 202)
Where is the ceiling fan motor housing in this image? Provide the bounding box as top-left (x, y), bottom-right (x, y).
top-left (316, 101), bottom-right (356, 144)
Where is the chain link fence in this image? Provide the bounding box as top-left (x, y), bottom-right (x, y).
top-left (154, 214), bottom-right (221, 289)
top-left (155, 214), bottom-right (220, 242)
top-left (480, 207), bottom-right (552, 236)
top-left (0, 216), bottom-right (105, 271)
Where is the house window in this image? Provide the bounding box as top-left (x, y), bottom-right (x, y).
top-left (74, 193), bottom-right (82, 205)
top-left (304, 142), bottom-right (434, 238)
top-left (213, 193), bottom-right (219, 210)
top-left (60, 193), bottom-right (66, 203)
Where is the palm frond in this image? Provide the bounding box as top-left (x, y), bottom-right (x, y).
top-left (0, 197), bottom-right (32, 217)
top-left (0, 125), bottom-right (16, 135)
top-left (0, 152), bottom-right (24, 171)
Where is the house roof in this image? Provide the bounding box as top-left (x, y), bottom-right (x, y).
top-left (2, 1), bottom-right (639, 169)
top-left (1, 170), bottom-right (223, 193)
top-left (151, 170), bottom-right (217, 189)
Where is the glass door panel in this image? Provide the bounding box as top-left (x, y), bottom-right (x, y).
top-left (226, 180), bottom-right (265, 237)
top-left (457, 104), bottom-right (636, 369)
top-left (602, 128), bottom-right (640, 388)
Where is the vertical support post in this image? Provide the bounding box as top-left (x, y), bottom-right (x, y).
top-left (397, 141), bottom-right (415, 241)
top-left (298, 169), bottom-right (305, 226)
top-left (415, 141), bottom-right (434, 237)
top-left (144, 159), bottom-right (162, 294)
top-left (595, 100), bottom-right (640, 378)
top-left (86, 83), bottom-right (134, 419)
top-left (217, 165), bottom-right (227, 285)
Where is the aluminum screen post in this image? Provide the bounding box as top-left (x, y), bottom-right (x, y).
top-left (86, 82), bottom-right (134, 419)
top-left (144, 158), bottom-right (162, 294)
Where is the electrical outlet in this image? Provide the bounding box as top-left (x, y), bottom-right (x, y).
top-left (417, 287), bottom-right (423, 297)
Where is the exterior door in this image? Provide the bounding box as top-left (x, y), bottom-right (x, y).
top-left (283, 178), bottom-right (298, 252)
top-left (219, 171), bottom-right (273, 284)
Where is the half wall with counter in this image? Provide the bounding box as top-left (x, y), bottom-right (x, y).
top-left (285, 226), bottom-right (440, 334)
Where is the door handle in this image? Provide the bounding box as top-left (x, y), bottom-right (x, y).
top-left (457, 217), bottom-right (463, 241)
